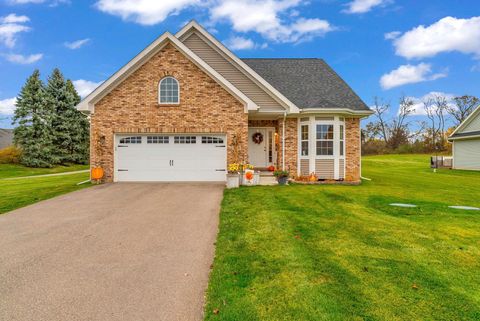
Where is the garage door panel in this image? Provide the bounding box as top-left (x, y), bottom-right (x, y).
top-left (115, 134), bottom-right (227, 182)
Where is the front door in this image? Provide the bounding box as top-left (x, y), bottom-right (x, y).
top-left (248, 128), bottom-right (272, 167)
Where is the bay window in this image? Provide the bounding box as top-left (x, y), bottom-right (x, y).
top-left (298, 116), bottom-right (346, 180)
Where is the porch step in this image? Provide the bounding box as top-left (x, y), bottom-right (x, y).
top-left (258, 171), bottom-right (277, 185)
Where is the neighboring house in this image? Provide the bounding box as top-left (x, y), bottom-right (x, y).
top-left (0, 128), bottom-right (13, 149)
top-left (448, 105), bottom-right (480, 170)
top-left (77, 21), bottom-right (373, 183)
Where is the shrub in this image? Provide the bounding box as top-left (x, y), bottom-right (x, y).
top-left (0, 145), bottom-right (22, 164)
top-left (362, 140), bottom-right (388, 155)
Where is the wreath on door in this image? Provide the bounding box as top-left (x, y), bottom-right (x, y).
top-left (252, 132), bottom-right (264, 144)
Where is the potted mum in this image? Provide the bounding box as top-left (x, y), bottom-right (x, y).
top-left (273, 170), bottom-right (289, 185)
top-left (226, 163), bottom-right (240, 189)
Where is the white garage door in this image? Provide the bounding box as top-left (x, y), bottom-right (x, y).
top-left (115, 134), bottom-right (227, 182)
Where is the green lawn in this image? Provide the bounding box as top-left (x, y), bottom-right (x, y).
top-left (205, 154), bottom-right (480, 321)
top-left (0, 172), bottom-right (90, 214)
top-left (0, 163), bottom-right (89, 179)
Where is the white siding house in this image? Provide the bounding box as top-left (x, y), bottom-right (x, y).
top-left (449, 105), bottom-right (480, 170)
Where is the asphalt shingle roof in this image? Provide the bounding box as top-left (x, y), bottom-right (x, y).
top-left (242, 58), bottom-right (370, 111)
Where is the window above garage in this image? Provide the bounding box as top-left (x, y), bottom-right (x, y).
top-left (159, 76), bottom-right (179, 104)
top-left (120, 136), bottom-right (142, 144)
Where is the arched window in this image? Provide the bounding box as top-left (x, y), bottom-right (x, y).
top-left (158, 76), bottom-right (179, 104)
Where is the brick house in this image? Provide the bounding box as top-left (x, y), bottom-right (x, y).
top-left (77, 21), bottom-right (373, 183)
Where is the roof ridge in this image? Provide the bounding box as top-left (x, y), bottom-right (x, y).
top-left (241, 58), bottom-right (323, 60)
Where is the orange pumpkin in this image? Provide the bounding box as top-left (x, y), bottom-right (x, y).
top-left (245, 171), bottom-right (254, 181)
top-left (91, 167), bottom-right (104, 180)
top-left (267, 165), bottom-right (275, 172)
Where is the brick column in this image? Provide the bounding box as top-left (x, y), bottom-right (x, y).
top-left (345, 118), bottom-right (360, 182)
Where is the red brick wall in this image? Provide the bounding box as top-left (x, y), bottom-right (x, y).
top-left (278, 118), bottom-right (298, 177)
top-left (91, 43), bottom-right (248, 182)
top-left (345, 118), bottom-right (361, 182)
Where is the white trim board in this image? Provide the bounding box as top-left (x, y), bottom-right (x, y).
top-left (76, 32), bottom-right (258, 113)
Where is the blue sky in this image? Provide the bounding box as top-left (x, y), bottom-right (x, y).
top-left (1, 0), bottom-right (480, 128)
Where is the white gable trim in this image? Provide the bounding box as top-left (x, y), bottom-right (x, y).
top-left (450, 105), bottom-right (480, 137)
top-left (76, 32), bottom-right (258, 113)
top-left (176, 21), bottom-right (300, 114)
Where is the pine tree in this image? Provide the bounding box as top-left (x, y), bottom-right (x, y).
top-left (12, 70), bottom-right (55, 167)
top-left (65, 79), bottom-right (90, 164)
top-left (45, 69), bottom-right (89, 164)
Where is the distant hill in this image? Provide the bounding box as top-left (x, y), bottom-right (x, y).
top-left (0, 129), bottom-right (13, 149)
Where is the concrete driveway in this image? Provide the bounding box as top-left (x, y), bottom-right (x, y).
top-left (0, 183), bottom-right (224, 321)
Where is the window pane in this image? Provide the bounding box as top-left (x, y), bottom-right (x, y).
top-left (340, 141), bottom-right (344, 156)
top-left (316, 125), bottom-right (333, 140)
top-left (327, 125), bottom-right (334, 139)
top-left (340, 125), bottom-right (344, 140)
top-left (301, 125), bottom-right (308, 140)
top-left (301, 141), bottom-right (309, 156)
top-left (316, 140), bottom-right (333, 155)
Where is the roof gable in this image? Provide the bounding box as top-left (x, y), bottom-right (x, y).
top-left (450, 105), bottom-right (480, 139)
top-left (76, 32), bottom-right (257, 113)
top-left (176, 21), bottom-right (300, 114)
top-left (182, 31), bottom-right (285, 112)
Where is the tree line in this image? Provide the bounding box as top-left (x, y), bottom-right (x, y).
top-left (12, 69), bottom-right (89, 167)
top-left (362, 94), bottom-right (479, 155)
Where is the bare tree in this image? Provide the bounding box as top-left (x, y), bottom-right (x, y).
top-left (424, 94), bottom-right (449, 152)
top-left (371, 97), bottom-right (390, 144)
top-left (433, 94), bottom-right (448, 148)
top-left (447, 95), bottom-right (479, 126)
top-left (387, 95), bottom-right (415, 149)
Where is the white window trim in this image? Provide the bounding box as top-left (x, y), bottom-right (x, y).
top-left (297, 115), bottom-right (345, 179)
top-left (158, 76), bottom-right (180, 105)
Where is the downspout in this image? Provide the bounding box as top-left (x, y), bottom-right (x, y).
top-left (282, 111), bottom-right (286, 171)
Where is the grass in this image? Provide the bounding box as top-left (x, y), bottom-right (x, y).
top-left (0, 172), bottom-right (90, 214)
top-left (204, 154), bottom-right (480, 321)
top-left (0, 163), bottom-right (89, 179)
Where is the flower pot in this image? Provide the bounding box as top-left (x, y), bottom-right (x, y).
top-left (226, 173), bottom-right (240, 189)
top-left (277, 176), bottom-right (288, 185)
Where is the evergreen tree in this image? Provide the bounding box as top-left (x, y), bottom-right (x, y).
top-left (45, 69), bottom-right (89, 164)
top-left (66, 79), bottom-right (90, 164)
top-left (12, 70), bottom-right (55, 167)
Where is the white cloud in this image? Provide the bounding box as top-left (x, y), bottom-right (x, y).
top-left (343, 0), bottom-right (390, 14)
top-left (64, 38), bottom-right (90, 49)
top-left (392, 16), bottom-right (480, 59)
top-left (380, 63), bottom-right (447, 90)
top-left (94, 0), bottom-right (334, 43)
top-left (407, 92), bottom-right (455, 116)
top-left (384, 31), bottom-right (400, 40)
top-left (73, 79), bottom-right (103, 98)
top-left (224, 36), bottom-right (255, 50)
top-left (0, 13), bottom-right (29, 23)
top-left (0, 14), bottom-right (31, 48)
top-left (7, 0), bottom-right (46, 3)
top-left (4, 53), bottom-right (43, 64)
top-left (95, 0), bottom-right (201, 26)
top-left (0, 97), bottom-right (16, 115)
top-left (7, 0), bottom-right (69, 5)
top-left (211, 1), bottom-right (334, 43)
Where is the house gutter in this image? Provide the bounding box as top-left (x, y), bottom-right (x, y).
top-left (282, 112), bottom-right (286, 171)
